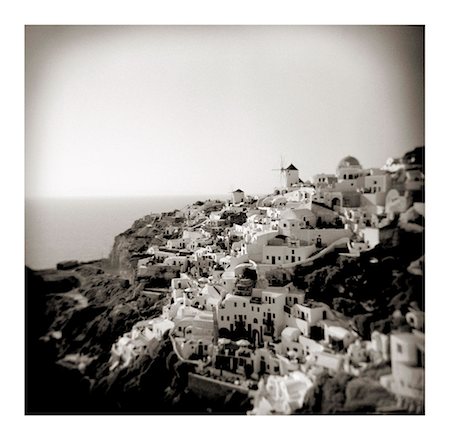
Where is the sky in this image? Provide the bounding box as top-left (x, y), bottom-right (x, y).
top-left (25, 25), bottom-right (424, 198)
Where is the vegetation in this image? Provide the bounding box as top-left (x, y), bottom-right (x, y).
top-left (293, 222), bottom-right (424, 339)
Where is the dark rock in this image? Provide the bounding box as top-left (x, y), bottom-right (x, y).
top-left (56, 260), bottom-right (79, 270)
top-left (344, 377), bottom-right (396, 412)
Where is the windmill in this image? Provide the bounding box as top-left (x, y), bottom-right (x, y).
top-left (272, 156), bottom-right (302, 189)
top-left (272, 156), bottom-right (286, 188)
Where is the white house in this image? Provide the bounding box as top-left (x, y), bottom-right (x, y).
top-left (286, 301), bottom-right (331, 339)
top-left (310, 351), bottom-right (345, 375)
top-left (217, 289), bottom-right (287, 344)
top-left (380, 331), bottom-right (424, 411)
top-left (262, 241), bottom-right (317, 265)
top-left (322, 320), bottom-right (357, 351)
top-left (240, 231), bottom-right (279, 263)
top-left (163, 255), bottom-right (189, 272)
top-left (166, 238), bottom-right (187, 250)
top-left (278, 209), bottom-right (317, 235)
top-left (284, 187), bottom-right (315, 210)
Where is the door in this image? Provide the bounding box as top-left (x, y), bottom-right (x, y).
top-left (272, 256), bottom-right (276, 264)
top-left (291, 256), bottom-right (295, 262)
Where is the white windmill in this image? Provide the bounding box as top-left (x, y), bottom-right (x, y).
top-left (272, 156), bottom-right (301, 190)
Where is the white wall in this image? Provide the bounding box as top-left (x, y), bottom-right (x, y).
top-left (262, 244), bottom-right (317, 265)
top-left (295, 228), bottom-right (352, 246)
top-left (361, 227), bottom-right (380, 248)
top-left (232, 191), bottom-right (245, 204)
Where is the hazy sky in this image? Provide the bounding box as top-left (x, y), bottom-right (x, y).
top-left (25, 25), bottom-right (424, 198)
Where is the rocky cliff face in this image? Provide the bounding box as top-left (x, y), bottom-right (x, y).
top-left (26, 258), bottom-right (249, 414)
top-left (108, 213), bottom-right (186, 280)
top-left (25, 260), bottom-right (171, 413)
top-left (26, 210), bottom-right (204, 414)
top-left (109, 233), bottom-right (139, 279)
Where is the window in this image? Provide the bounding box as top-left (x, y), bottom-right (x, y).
top-left (253, 318), bottom-right (258, 324)
top-left (292, 250), bottom-right (294, 254)
top-left (266, 255), bottom-right (269, 260)
top-left (283, 223), bottom-right (287, 227)
top-left (286, 256), bottom-right (288, 261)
top-left (397, 343), bottom-right (403, 353)
top-left (221, 316), bottom-right (224, 321)
top-left (234, 302), bottom-right (237, 307)
top-left (278, 256), bottom-right (281, 261)
top-left (243, 303), bottom-right (246, 308)
top-left (227, 316), bottom-right (230, 321)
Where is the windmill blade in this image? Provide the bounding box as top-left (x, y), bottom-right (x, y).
top-left (280, 155), bottom-right (286, 186)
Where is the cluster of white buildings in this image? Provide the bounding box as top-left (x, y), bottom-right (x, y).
top-left (108, 149), bottom-right (424, 414)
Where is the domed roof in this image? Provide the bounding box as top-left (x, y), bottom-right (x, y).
top-left (337, 156), bottom-right (361, 170)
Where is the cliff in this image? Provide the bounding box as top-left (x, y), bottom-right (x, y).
top-left (26, 207), bottom-right (250, 414)
top-left (26, 198), bottom-right (424, 415)
top-left (25, 260), bottom-right (173, 413)
top-left (108, 212), bottom-right (186, 279)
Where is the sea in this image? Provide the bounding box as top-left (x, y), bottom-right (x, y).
top-left (25, 195), bottom-right (226, 270)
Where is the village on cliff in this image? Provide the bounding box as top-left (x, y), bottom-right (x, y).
top-left (108, 148), bottom-right (424, 415)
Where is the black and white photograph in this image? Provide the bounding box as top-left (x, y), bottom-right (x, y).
top-left (24, 24), bottom-right (426, 417)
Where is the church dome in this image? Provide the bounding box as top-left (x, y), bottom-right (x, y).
top-left (337, 156), bottom-right (362, 171)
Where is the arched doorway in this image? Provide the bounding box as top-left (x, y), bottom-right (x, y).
top-left (331, 198), bottom-right (341, 210)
